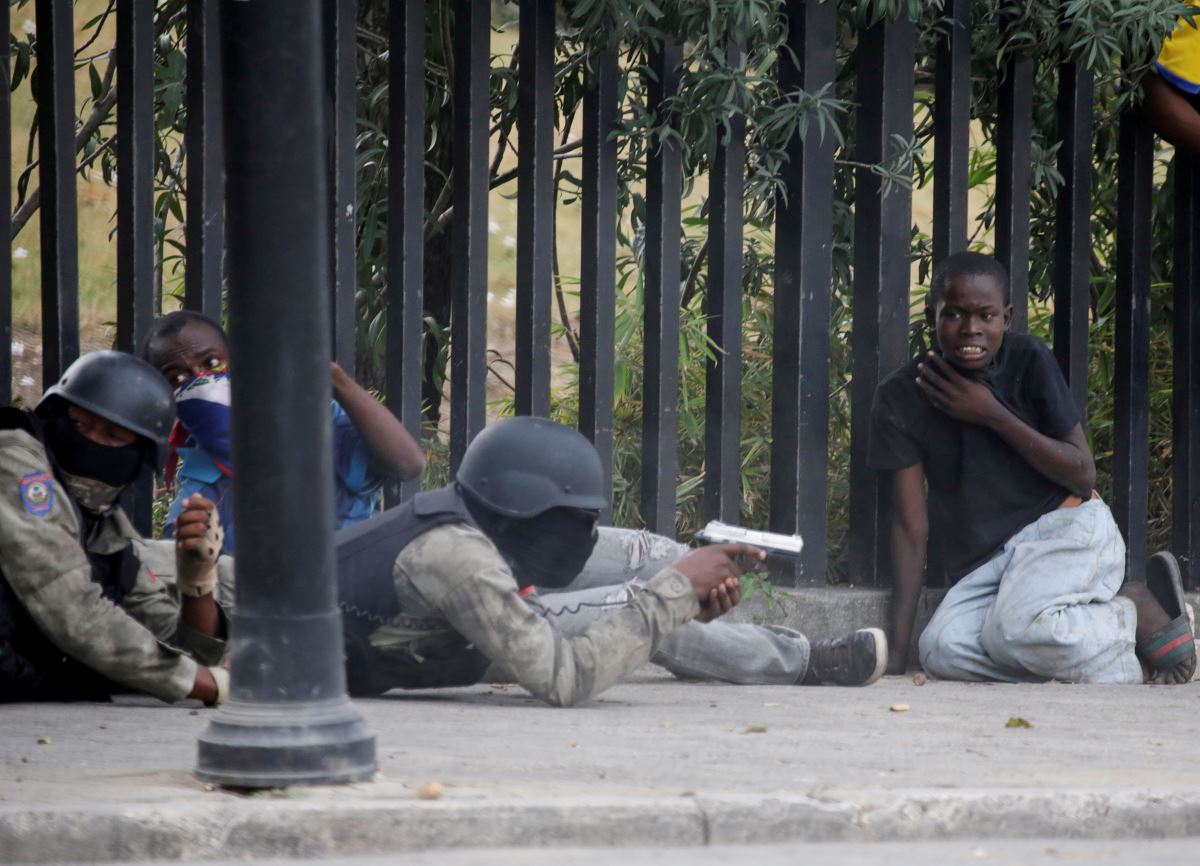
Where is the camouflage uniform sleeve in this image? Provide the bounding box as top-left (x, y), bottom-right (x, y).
top-left (0, 432), bottom-right (197, 702)
top-left (398, 524), bottom-right (699, 707)
top-left (120, 563), bottom-right (227, 667)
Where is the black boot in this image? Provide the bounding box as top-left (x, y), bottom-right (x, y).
top-left (802, 628), bottom-right (887, 686)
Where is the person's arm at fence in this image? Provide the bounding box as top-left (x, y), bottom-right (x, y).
top-left (1142, 72), bottom-right (1200, 154)
top-left (887, 463), bottom-right (928, 676)
top-left (330, 362), bottom-right (425, 481)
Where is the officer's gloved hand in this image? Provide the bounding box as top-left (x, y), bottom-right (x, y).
top-left (175, 495), bottom-right (223, 598)
top-left (208, 667), bottom-right (229, 706)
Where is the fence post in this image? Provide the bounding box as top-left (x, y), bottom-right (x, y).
top-left (184, 0), bottom-right (224, 319)
top-left (995, 52), bottom-right (1034, 331)
top-left (703, 41), bottom-right (746, 527)
top-left (34, 0), bottom-right (80, 385)
top-left (642, 40), bottom-right (684, 539)
top-left (1112, 113), bottom-right (1153, 584)
top-left (932, 0), bottom-right (972, 266)
top-left (448, 0), bottom-right (490, 472)
top-left (326, 0), bottom-right (358, 376)
top-left (1053, 52), bottom-right (1094, 414)
top-left (116, 0), bottom-right (158, 535)
top-left (578, 52), bottom-right (620, 518)
top-left (847, 13), bottom-right (916, 586)
top-left (386, 0), bottom-right (427, 506)
top-left (1174, 154), bottom-right (1200, 590)
top-left (1, 1), bottom-right (11, 406)
top-left (770, 0), bottom-right (838, 584)
top-left (515, 0), bottom-right (555, 418)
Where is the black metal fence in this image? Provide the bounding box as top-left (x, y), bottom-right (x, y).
top-left (4, 0), bottom-right (1200, 590)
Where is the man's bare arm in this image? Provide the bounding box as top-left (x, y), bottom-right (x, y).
top-left (887, 463), bottom-right (928, 676)
top-left (1142, 72), bottom-right (1200, 153)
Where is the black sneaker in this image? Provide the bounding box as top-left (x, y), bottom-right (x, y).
top-left (803, 628), bottom-right (888, 686)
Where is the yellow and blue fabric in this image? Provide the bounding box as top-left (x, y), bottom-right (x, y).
top-left (164, 400), bottom-right (383, 554)
top-left (1157, 2), bottom-right (1200, 94)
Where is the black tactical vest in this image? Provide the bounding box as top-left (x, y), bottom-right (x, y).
top-left (334, 484), bottom-right (492, 696)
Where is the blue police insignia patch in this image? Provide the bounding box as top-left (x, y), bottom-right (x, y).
top-left (19, 471), bottom-right (54, 517)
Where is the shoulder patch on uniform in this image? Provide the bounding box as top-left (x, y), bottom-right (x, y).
top-left (19, 471), bottom-right (55, 517)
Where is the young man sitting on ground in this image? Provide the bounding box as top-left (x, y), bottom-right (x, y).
top-left (870, 252), bottom-right (1195, 685)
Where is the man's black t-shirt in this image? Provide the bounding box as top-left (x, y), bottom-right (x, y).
top-left (868, 333), bottom-right (1081, 582)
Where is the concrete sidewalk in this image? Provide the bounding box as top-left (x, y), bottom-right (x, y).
top-left (2, 668), bottom-right (1200, 863)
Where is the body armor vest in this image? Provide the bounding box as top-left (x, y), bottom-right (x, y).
top-left (334, 485), bottom-right (491, 696)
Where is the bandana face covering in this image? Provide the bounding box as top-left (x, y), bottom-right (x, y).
top-left (175, 364), bottom-right (233, 464)
top-left (44, 413), bottom-right (145, 496)
top-left (478, 507), bottom-right (600, 590)
top-left (57, 470), bottom-right (126, 512)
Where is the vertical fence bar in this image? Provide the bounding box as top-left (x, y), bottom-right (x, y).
top-left (926, 0), bottom-right (972, 587)
top-left (770, 0), bottom-right (837, 584)
top-left (1052, 56), bottom-right (1093, 412)
top-left (327, 0), bottom-right (358, 375)
top-left (994, 55), bottom-right (1034, 330)
top-left (386, 0), bottom-right (426, 504)
top-left (1112, 113), bottom-right (1153, 585)
top-left (117, 0), bottom-right (158, 534)
top-left (847, 14), bottom-right (916, 587)
top-left (185, 0), bottom-right (224, 318)
top-left (641, 41), bottom-right (683, 538)
top-left (1, 1), bottom-right (11, 405)
top-left (117, 0), bottom-right (156, 359)
top-left (932, 0), bottom-right (971, 265)
top-left (197, 0), bottom-right (374, 788)
top-left (35, 0), bottom-right (80, 385)
top-left (448, 0), bottom-right (490, 470)
top-left (1174, 154), bottom-right (1200, 589)
top-left (515, 0), bottom-right (554, 417)
top-left (703, 42), bottom-right (745, 526)
top-left (578, 52), bottom-right (619, 515)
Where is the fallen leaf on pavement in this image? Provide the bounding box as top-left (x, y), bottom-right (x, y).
top-left (744, 725), bottom-right (768, 734)
top-left (1005, 717), bottom-right (1032, 728)
top-left (889, 704), bottom-right (910, 713)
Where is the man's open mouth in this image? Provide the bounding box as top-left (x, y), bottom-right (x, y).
top-left (954, 345), bottom-right (986, 360)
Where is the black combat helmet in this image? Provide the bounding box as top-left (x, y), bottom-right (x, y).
top-left (456, 416), bottom-right (608, 518)
top-left (37, 351), bottom-right (176, 470)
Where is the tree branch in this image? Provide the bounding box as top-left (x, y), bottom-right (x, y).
top-left (428, 139), bottom-right (583, 238)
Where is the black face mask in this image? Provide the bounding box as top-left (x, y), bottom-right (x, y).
top-left (468, 501), bottom-right (599, 590)
top-left (44, 413), bottom-right (145, 490)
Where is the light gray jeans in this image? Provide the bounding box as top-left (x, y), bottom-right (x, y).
top-left (918, 500), bottom-right (1142, 684)
top-left (536, 528), bottom-right (812, 685)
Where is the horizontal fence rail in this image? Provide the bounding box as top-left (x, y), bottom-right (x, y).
top-left (6, 0), bottom-right (1200, 591)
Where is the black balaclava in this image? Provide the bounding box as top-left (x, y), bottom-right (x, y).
top-left (465, 496), bottom-right (599, 590)
top-left (43, 410), bottom-right (146, 511)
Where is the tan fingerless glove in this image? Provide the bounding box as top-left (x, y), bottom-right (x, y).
top-left (176, 507), bottom-right (224, 598)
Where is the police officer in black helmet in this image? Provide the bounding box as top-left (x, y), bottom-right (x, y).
top-left (0, 351), bottom-right (228, 705)
top-left (337, 416), bottom-right (887, 706)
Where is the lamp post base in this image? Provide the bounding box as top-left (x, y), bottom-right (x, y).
top-left (197, 697), bottom-right (376, 788)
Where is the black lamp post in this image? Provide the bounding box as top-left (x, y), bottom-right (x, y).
top-left (196, 0), bottom-right (375, 787)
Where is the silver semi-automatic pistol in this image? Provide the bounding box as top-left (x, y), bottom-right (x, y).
top-left (695, 520), bottom-right (804, 565)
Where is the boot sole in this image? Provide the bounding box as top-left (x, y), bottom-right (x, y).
top-left (858, 628), bottom-right (888, 686)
